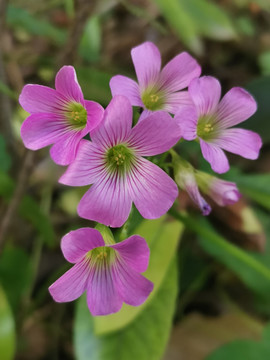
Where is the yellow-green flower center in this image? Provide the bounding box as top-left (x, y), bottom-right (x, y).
top-left (197, 115), bottom-right (217, 140)
top-left (66, 102), bottom-right (87, 128)
top-left (86, 246), bottom-right (116, 266)
top-left (105, 144), bottom-right (135, 175)
top-left (141, 89), bottom-right (164, 111)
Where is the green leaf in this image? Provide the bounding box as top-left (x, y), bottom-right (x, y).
top-left (0, 171), bottom-right (55, 247)
top-left (0, 135), bottom-right (11, 173)
top-left (206, 323), bottom-right (270, 360)
top-left (153, 0), bottom-right (237, 54)
top-left (170, 210), bottom-right (270, 300)
top-left (7, 5), bottom-right (66, 45)
top-left (94, 216), bottom-right (183, 335)
top-left (0, 284), bottom-right (16, 360)
top-left (79, 16), bottom-right (101, 63)
top-left (76, 67), bottom-right (112, 105)
top-left (74, 258), bottom-right (178, 360)
top-left (246, 76), bottom-right (270, 143)
top-left (0, 246), bottom-right (32, 311)
top-left (153, 0), bottom-right (202, 54)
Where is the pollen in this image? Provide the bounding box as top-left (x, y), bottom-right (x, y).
top-left (141, 89), bottom-right (164, 111)
top-left (66, 102), bottom-right (87, 128)
top-left (197, 115), bottom-right (216, 140)
top-left (105, 144), bottom-right (135, 175)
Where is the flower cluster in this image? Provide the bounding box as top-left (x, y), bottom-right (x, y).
top-left (20, 42), bottom-right (262, 316)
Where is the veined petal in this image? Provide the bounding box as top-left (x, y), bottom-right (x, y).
top-left (55, 66), bottom-right (84, 104)
top-left (78, 172), bottom-right (132, 228)
top-left (160, 52), bottom-right (201, 93)
top-left (174, 105), bottom-right (198, 141)
top-left (19, 84), bottom-right (67, 114)
top-left (216, 87), bottom-right (257, 129)
top-left (59, 140), bottom-right (105, 186)
top-left (112, 260), bottom-right (153, 306)
top-left (110, 235), bottom-right (150, 273)
top-left (128, 111), bottom-right (180, 156)
top-left (164, 91), bottom-right (193, 114)
top-left (214, 128), bottom-right (262, 160)
top-left (138, 109), bottom-right (153, 122)
top-left (131, 42), bottom-right (161, 89)
top-left (200, 139), bottom-right (229, 174)
top-left (87, 260), bottom-right (123, 316)
top-left (61, 228), bottom-right (105, 264)
top-left (189, 76), bottom-right (221, 116)
top-left (91, 96), bottom-right (132, 148)
top-left (49, 260), bottom-right (89, 302)
top-left (21, 113), bottom-right (67, 150)
top-left (128, 158), bottom-right (178, 219)
top-left (49, 131), bottom-right (84, 166)
top-left (109, 75), bottom-right (143, 107)
top-left (85, 100), bottom-right (104, 133)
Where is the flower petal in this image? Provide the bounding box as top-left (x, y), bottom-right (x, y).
top-left (131, 42), bottom-right (161, 89)
top-left (90, 96), bottom-right (132, 148)
top-left (183, 174), bottom-right (211, 216)
top-left (128, 111), bottom-right (180, 156)
top-left (214, 128), bottom-right (262, 160)
top-left (85, 100), bottom-right (104, 133)
top-left (216, 87), bottom-right (257, 128)
top-left (112, 260), bottom-right (153, 306)
top-left (174, 105), bottom-right (198, 141)
top-left (19, 84), bottom-right (65, 114)
top-left (200, 139), bottom-right (230, 174)
top-left (86, 262), bottom-right (123, 316)
top-left (61, 228), bottom-right (105, 263)
top-left (49, 132), bottom-right (83, 166)
top-left (55, 66), bottom-right (84, 103)
top-left (20, 113), bottom-right (67, 150)
top-left (109, 75), bottom-right (143, 107)
top-left (59, 140), bottom-right (105, 186)
top-left (160, 52), bottom-right (201, 93)
top-left (164, 91), bottom-right (193, 114)
top-left (128, 158), bottom-right (178, 219)
top-left (189, 76), bottom-right (221, 116)
top-left (49, 260), bottom-right (89, 302)
top-left (110, 235), bottom-right (150, 273)
top-left (138, 109), bottom-right (153, 122)
top-left (78, 172), bottom-right (132, 228)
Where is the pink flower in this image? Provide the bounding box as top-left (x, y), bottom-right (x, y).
top-left (196, 172), bottom-right (241, 207)
top-left (175, 76), bottom-right (262, 174)
top-left (49, 228), bottom-right (153, 316)
top-left (110, 41), bottom-right (201, 120)
top-left (19, 66), bottom-right (104, 165)
top-left (60, 95), bottom-right (179, 227)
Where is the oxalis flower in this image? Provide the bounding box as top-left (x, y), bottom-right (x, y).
top-left (59, 95), bottom-right (180, 227)
top-left (110, 41), bottom-right (201, 120)
top-left (19, 66), bottom-right (104, 165)
top-left (175, 76), bottom-right (262, 173)
top-left (49, 228), bottom-right (153, 316)
top-left (172, 151), bottom-right (241, 215)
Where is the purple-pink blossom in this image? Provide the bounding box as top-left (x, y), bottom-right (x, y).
top-left (20, 66), bottom-right (104, 165)
top-left (110, 41), bottom-right (201, 120)
top-left (59, 95), bottom-right (179, 227)
top-left (49, 228), bottom-right (153, 316)
top-left (175, 76), bottom-right (262, 174)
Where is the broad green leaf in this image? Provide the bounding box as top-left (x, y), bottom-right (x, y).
top-left (76, 67), bottom-right (112, 105)
top-left (94, 216), bottom-right (183, 335)
top-left (259, 51), bottom-right (270, 76)
top-left (206, 323), bottom-right (270, 360)
top-left (170, 210), bottom-right (270, 299)
top-left (153, 0), bottom-right (202, 54)
top-left (79, 16), bottom-right (101, 63)
top-left (0, 285), bottom-right (16, 360)
top-left (0, 246), bottom-right (32, 311)
top-left (0, 135), bottom-right (11, 173)
top-left (246, 76), bottom-right (270, 143)
top-left (0, 172), bottom-right (55, 247)
top-left (74, 258), bottom-right (178, 360)
top-left (7, 5), bottom-right (66, 45)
